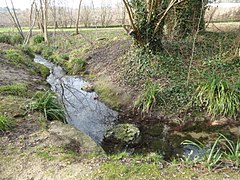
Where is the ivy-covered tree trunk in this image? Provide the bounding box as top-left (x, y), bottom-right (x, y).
top-left (166, 0), bottom-right (207, 39)
top-left (123, 0), bottom-right (182, 52)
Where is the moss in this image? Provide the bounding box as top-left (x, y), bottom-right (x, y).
top-left (35, 64), bottom-right (50, 78)
top-left (105, 123), bottom-right (140, 144)
top-left (94, 77), bottom-right (131, 110)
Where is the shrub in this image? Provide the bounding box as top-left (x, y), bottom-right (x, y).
top-left (0, 83), bottom-right (27, 96)
top-left (134, 81), bottom-right (162, 113)
top-left (195, 78), bottom-right (240, 118)
top-left (29, 91), bottom-right (65, 122)
top-left (32, 34), bottom-right (45, 44)
top-left (0, 115), bottom-right (13, 131)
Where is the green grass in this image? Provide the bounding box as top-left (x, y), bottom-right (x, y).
top-left (28, 91), bottom-right (65, 122)
top-left (1, 48), bottom-right (50, 78)
top-left (0, 32), bottom-right (23, 45)
top-left (0, 115), bottom-right (13, 131)
top-left (134, 81), bottom-right (163, 114)
top-left (182, 134), bottom-right (240, 170)
top-left (220, 134), bottom-right (240, 167)
top-left (195, 78), bottom-right (240, 118)
top-left (95, 152), bottom-right (163, 179)
top-left (66, 58), bottom-right (87, 75)
top-left (0, 83), bottom-right (28, 96)
top-left (0, 27), bottom-right (123, 33)
top-left (36, 146), bottom-right (79, 162)
top-left (182, 137), bottom-right (223, 170)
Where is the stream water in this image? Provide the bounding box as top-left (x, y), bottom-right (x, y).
top-left (34, 55), bottom-right (118, 144)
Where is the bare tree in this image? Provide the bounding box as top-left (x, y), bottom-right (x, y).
top-left (24, 0), bottom-right (37, 44)
top-left (81, 1), bottom-right (94, 28)
top-left (5, 0), bottom-right (24, 39)
top-left (75, 0), bottom-right (83, 34)
top-left (100, 0), bottom-right (113, 27)
top-left (43, 0), bottom-right (49, 44)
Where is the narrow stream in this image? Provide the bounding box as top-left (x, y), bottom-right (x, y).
top-left (34, 55), bottom-right (118, 144)
top-left (34, 55), bottom-right (240, 158)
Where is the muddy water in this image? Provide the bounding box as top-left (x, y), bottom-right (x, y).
top-left (34, 55), bottom-right (118, 144)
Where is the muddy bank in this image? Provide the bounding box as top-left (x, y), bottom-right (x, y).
top-left (0, 44), bottom-right (104, 180)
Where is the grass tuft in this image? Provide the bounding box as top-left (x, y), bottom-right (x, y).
top-left (28, 91), bottom-right (65, 122)
top-left (195, 77), bottom-right (240, 119)
top-left (0, 115), bottom-right (13, 131)
top-left (134, 81), bottom-right (163, 113)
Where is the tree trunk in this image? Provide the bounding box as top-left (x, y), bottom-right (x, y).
top-left (5, 0), bottom-right (25, 39)
top-left (75, 0), bottom-right (83, 34)
top-left (43, 0), bottom-right (49, 44)
top-left (166, 0), bottom-right (207, 39)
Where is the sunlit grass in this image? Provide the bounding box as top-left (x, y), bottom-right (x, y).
top-left (0, 115), bottom-right (13, 132)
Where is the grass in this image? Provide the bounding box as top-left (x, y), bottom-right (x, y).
top-left (36, 146), bottom-right (79, 162)
top-left (182, 137), bottom-right (223, 170)
top-left (0, 27), bottom-right (123, 33)
top-left (0, 83), bottom-right (28, 96)
top-left (134, 81), bottom-right (163, 114)
top-left (66, 58), bottom-right (87, 75)
top-left (0, 32), bottom-right (23, 45)
top-left (95, 152), bottom-right (164, 179)
top-left (220, 134), bottom-right (240, 167)
top-left (195, 77), bottom-right (240, 118)
top-left (0, 115), bottom-right (13, 131)
top-left (182, 134), bottom-right (240, 170)
top-left (28, 91), bottom-right (65, 122)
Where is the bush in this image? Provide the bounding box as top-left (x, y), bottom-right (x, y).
top-left (0, 83), bottom-right (27, 96)
top-left (32, 34), bottom-right (45, 44)
top-left (0, 115), bottom-right (13, 131)
top-left (29, 91), bottom-right (65, 122)
top-left (195, 78), bottom-right (240, 118)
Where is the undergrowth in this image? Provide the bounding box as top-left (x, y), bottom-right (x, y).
top-left (123, 31), bottom-right (239, 117)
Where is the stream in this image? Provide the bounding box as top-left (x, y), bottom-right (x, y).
top-left (34, 55), bottom-right (118, 144)
top-left (34, 55), bottom-right (240, 159)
